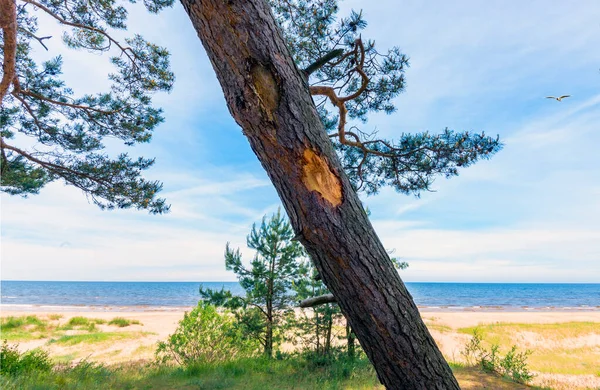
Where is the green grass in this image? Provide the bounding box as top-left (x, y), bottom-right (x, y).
top-left (66, 317), bottom-right (107, 327)
top-left (0, 315), bottom-right (114, 341)
top-left (67, 316), bottom-right (90, 326)
top-left (0, 353), bottom-right (547, 390)
top-left (53, 353), bottom-right (79, 364)
top-left (0, 356), bottom-right (382, 390)
top-left (47, 314), bottom-right (63, 321)
top-left (0, 316), bottom-right (49, 340)
top-left (1, 316), bottom-right (47, 331)
top-left (426, 323), bottom-right (453, 333)
top-left (458, 321), bottom-right (599, 341)
top-left (108, 317), bottom-right (141, 327)
top-left (526, 346), bottom-right (600, 375)
top-left (48, 331), bottom-right (147, 346)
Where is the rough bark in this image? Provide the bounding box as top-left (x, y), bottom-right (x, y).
top-left (180, 1), bottom-right (460, 388)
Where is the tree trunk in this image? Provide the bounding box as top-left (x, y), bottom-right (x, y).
top-left (346, 323), bottom-right (356, 359)
top-left (324, 311), bottom-right (332, 355)
top-left (265, 315), bottom-right (273, 358)
top-left (180, 1), bottom-right (459, 388)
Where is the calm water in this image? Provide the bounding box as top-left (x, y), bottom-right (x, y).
top-left (1, 281), bottom-right (599, 310)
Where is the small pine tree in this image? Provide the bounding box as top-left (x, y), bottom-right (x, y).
top-left (200, 209), bottom-right (305, 358)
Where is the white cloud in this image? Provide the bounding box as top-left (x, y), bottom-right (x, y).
top-left (0, 168), bottom-right (280, 281)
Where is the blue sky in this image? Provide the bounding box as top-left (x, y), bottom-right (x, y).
top-left (1, 0), bottom-right (599, 282)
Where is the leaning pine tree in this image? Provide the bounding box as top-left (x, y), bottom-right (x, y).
top-left (180, 1), bottom-right (501, 388)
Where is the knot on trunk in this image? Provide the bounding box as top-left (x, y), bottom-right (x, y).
top-left (250, 62), bottom-right (280, 122)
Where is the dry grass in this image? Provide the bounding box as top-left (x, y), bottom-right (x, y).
top-left (457, 322), bottom-right (600, 376)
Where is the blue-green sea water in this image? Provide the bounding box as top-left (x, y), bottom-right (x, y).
top-left (1, 281), bottom-right (598, 310)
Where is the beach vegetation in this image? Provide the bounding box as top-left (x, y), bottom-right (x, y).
top-left (459, 322), bottom-right (600, 376)
top-left (156, 303), bottom-right (259, 365)
top-left (47, 314), bottom-right (63, 321)
top-left (461, 328), bottom-right (534, 384)
top-left (0, 340), bottom-right (52, 376)
top-left (0, 315), bottom-right (49, 340)
top-left (67, 316), bottom-right (90, 326)
top-left (108, 317), bottom-right (141, 327)
top-left (1, 315), bottom-right (46, 331)
top-left (290, 260), bottom-right (348, 358)
top-left (459, 321), bottom-right (600, 342)
top-left (48, 331), bottom-right (147, 346)
top-left (0, 344), bottom-right (538, 390)
top-left (66, 316), bottom-right (107, 327)
top-left (199, 209), bottom-right (305, 358)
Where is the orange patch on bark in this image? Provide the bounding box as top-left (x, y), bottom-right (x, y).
top-left (301, 149), bottom-right (342, 206)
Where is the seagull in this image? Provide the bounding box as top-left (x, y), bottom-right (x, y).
top-left (546, 95), bottom-right (570, 101)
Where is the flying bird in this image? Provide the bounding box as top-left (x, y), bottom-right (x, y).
top-left (546, 95), bottom-right (570, 101)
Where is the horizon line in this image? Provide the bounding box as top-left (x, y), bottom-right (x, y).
top-left (2, 279), bottom-right (599, 284)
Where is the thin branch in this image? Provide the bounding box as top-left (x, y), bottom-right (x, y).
top-left (19, 89), bottom-right (119, 114)
top-left (0, 137), bottom-right (111, 188)
top-left (19, 0), bottom-right (139, 70)
top-left (17, 26), bottom-right (51, 50)
top-left (12, 93), bottom-right (51, 137)
top-left (240, 298), bottom-right (269, 318)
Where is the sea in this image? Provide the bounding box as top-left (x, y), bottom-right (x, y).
top-left (1, 281), bottom-right (599, 312)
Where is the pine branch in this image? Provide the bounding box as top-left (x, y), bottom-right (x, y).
top-left (19, 0), bottom-right (140, 70)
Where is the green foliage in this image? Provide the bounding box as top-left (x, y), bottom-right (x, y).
top-left (461, 328), bottom-right (534, 384)
top-left (270, 1), bottom-right (407, 121)
top-left (269, 1), bottom-right (502, 196)
top-left (155, 303), bottom-right (259, 365)
top-left (1, 0), bottom-right (174, 213)
top-left (200, 209), bottom-right (305, 357)
top-left (0, 340), bottom-right (53, 376)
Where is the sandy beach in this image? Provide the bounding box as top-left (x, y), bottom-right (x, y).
top-left (2, 305), bottom-right (599, 389)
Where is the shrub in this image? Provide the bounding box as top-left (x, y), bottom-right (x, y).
top-left (156, 303), bottom-right (259, 365)
top-left (108, 317), bottom-right (140, 327)
top-left (461, 328), bottom-right (534, 384)
top-left (1, 316), bottom-right (46, 331)
top-left (67, 316), bottom-right (90, 326)
top-left (0, 340), bottom-right (53, 375)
